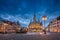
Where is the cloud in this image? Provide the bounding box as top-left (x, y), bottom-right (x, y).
top-left (0, 14), bottom-right (30, 27)
top-left (0, 0), bottom-right (60, 27)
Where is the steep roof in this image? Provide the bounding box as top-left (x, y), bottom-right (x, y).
top-left (56, 16), bottom-right (60, 20)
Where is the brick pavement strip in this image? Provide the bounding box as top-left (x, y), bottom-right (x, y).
top-left (0, 33), bottom-right (60, 40)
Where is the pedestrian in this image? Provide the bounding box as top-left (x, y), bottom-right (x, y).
top-left (43, 30), bottom-right (46, 34)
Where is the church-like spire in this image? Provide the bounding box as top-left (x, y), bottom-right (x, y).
top-left (33, 11), bottom-right (36, 23)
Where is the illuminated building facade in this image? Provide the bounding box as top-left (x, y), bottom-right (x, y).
top-left (46, 16), bottom-right (60, 32)
top-left (28, 14), bottom-right (43, 32)
top-left (0, 20), bottom-right (20, 33)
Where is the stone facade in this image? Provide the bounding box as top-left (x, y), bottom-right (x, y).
top-left (46, 16), bottom-right (60, 32)
top-left (0, 20), bottom-right (20, 33)
top-left (28, 14), bottom-right (43, 32)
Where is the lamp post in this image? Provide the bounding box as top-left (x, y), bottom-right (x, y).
top-left (42, 16), bottom-right (47, 34)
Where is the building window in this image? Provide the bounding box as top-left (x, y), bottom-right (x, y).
top-left (57, 25), bottom-right (59, 27)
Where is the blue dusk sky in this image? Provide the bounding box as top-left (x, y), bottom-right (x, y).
top-left (0, 0), bottom-right (60, 27)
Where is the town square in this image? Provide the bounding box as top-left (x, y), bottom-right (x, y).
top-left (0, 0), bottom-right (60, 40)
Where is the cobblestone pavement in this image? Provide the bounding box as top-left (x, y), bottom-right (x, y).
top-left (0, 32), bottom-right (60, 40)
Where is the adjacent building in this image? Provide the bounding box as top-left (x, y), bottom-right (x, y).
top-left (0, 20), bottom-right (20, 33)
top-left (46, 16), bottom-right (60, 32)
top-left (28, 14), bottom-right (43, 32)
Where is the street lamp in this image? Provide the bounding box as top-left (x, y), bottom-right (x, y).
top-left (42, 16), bottom-right (47, 34)
top-left (42, 16), bottom-right (47, 29)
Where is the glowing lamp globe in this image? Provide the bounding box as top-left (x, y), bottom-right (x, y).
top-left (42, 16), bottom-right (47, 21)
